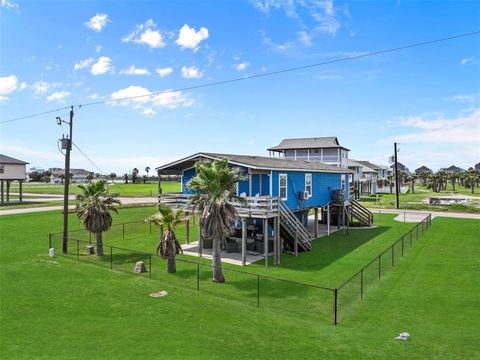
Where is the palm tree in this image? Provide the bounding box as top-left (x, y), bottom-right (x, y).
top-left (86, 172), bottom-right (94, 183)
top-left (449, 172), bottom-right (458, 192)
top-left (123, 173), bottom-right (129, 184)
top-left (145, 166), bottom-right (150, 182)
top-left (109, 173), bottom-right (117, 183)
top-left (58, 173), bottom-right (65, 185)
top-left (132, 168), bottom-right (139, 184)
top-left (187, 160), bottom-right (245, 283)
top-left (75, 180), bottom-right (121, 256)
top-left (407, 174), bottom-right (416, 194)
top-left (147, 206), bottom-right (183, 273)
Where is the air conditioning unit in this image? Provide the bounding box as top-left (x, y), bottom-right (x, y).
top-left (298, 191), bottom-right (309, 200)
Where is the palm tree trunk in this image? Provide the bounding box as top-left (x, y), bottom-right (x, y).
top-left (167, 257), bottom-right (176, 273)
top-left (96, 232), bottom-right (104, 256)
top-left (411, 179), bottom-right (415, 194)
top-left (212, 236), bottom-right (225, 283)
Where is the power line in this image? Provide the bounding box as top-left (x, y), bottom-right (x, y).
top-left (2, 30), bottom-right (479, 125)
top-left (1, 106), bottom-right (70, 124)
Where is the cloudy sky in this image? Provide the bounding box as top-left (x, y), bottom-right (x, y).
top-left (0, 0), bottom-right (479, 174)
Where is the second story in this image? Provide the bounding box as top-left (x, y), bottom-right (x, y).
top-left (156, 152), bottom-right (353, 212)
top-left (267, 137), bottom-right (350, 168)
top-left (0, 154), bottom-right (28, 180)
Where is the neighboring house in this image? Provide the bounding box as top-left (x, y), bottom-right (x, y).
top-left (267, 137), bottom-right (350, 168)
top-left (156, 152), bottom-right (371, 265)
top-left (0, 154), bottom-right (29, 204)
top-left (475, 162), bottom-right (480, 171)
top-left (414, 166), bottom-right (433, 175)
top-left (442, 165), bottom-right (464, 174)
top-left (48, 168), bottom-right (93, 184)
top-left (348, 159), bottom-right (384, 196)
top-left (390, 162), bottom-right (411, 175)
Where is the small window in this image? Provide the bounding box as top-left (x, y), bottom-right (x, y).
top-left (0, 165), bottom-right (4, 174)
top-left (305, 173), bottom-right (312, 198)
top-left (279, 173), bottom-right (287, 200)
top-left (341, 174), bottom-right (346, 192)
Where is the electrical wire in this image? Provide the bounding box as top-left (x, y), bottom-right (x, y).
top-left (1, 30), bottom-right (479, 125)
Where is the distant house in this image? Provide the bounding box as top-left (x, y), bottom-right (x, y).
top-left (48, 168), bottom-right (93, 184)
top-left (390, 162), bottom-right (410, 175)
top-left (442, 165), bottom-right (464, 174)
top-left (0, 154), bottom-right (29, 204)
top-left (475, 162), bottom-right (480, 171)
top-left (348, 159), bottom-right (390, 196)
top-left (414, 166), bottom-right (433, 175)
top-left (267, 137), bottom-right (349, 168)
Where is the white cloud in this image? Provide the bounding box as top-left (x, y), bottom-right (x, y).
top-left (0, 75), bottom-right (18, 96)
top-left (19, 81), bottom-right (27, 90)
top-left (181, 65), bottom-right (203, 79)
top-left (31, 81), bottom-right (61, 95)
top-left (46, 91), bottom-right (71, 102)
top-left (235, 62), bottom-right (250, 71)
top-left (95, 45), bottom-right (103, 53)
top-left (0, 95), bottom-right (9, 102)
top-left (91, 56), bottom-right (114, 75)
top-left (122, 19), bottom-right (165, 49)
top-left (110, 85), bottom-right (193, 116)
top-left (0, 0), bottom-right (18, 9)
top-left (119, 65), bottom-right (151, 76)
top-left (297, 31), bottom-right (312, 47)
top-left (74, 57), bottom-right (94, 71)
top-left (388, 108), bottom-right (480, 144)
top-left (176, 24), bottom-right (209, 50)
top-left (156, 67), bottom-right (173, 77)
top-left (450, 91), bottom-right (480, 104)
top-left (85, 13), bottom-right (110, 32)
top-left (460, 56), bottom-right (474, 65)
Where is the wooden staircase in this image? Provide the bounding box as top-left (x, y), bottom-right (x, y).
top-left (348, 199), bottom-right (374, 226)
top-left (278, 201), bottom-right (312, 252)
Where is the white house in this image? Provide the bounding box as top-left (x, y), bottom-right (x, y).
top-left (0, 154), bottom-right (28, 204)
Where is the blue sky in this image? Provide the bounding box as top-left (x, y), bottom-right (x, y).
top-left (0, 0), bottom-right (479, 174)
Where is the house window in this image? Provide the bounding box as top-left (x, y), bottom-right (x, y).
top-left (279, 173), bottom-right (287, 200)
top-left (0, 165), bottom-right (4, 174)
top-left (305, 173), bottom-right (312, 198)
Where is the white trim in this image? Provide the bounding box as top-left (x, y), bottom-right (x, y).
top-left (279, 173), bottom-right (288, 200)
top-left (305, 173), bottom-right (312, 198)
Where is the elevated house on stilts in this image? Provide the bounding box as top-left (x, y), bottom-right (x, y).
top-left (155, 151), bottom-right (373, 267)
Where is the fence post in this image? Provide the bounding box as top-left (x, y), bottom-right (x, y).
top-left (333, 288), bottom-right (338, 325)
top-left (401, 236), bottom-right (404, 256)
top-left (110, 247), bottom-right (113, 270)
top-left (360, 269), bottom-right (364, 299)
top-left (149, 254), bottom-right (152, 278)
top-left (77, 239), bottom-right (79, 261)
top-left (257, 275), bottom-right (260, 308)
top-left (416, 224), bottom-right (419, 241)
top-left (197, 263), bottom-right (200, 291)
top-left (122, 223), bottom-right (125, 240)
top-left (410, 229), bottom-right (413, 247)
top-left (49, 233), bottom-right (52, 250)
top-left (378, 254), bottom-right (381, 280)
top-left (391, 244), bottom-right (395, 266)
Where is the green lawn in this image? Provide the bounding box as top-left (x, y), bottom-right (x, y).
top-left (8, 182), bottom-right (180, 197)
top-left (1, 208), bottom-right (479, 359)
top-left (360, 184), bottom-right (480, 213)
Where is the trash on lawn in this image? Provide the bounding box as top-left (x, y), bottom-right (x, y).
top-left (394, 332), bottom-right (410, 341)
top-left (150, 290), bottom-right (168, 298)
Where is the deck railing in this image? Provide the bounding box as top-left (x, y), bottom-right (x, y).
top-left (158, 193), bottom-right (281, 218)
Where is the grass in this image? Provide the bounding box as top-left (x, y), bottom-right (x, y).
top-left (360, 184), bottom-right (480, 213)
top-left (1, 207), bottom-right (479, 359)
top-left (7, 181), bottom-right (181, 197)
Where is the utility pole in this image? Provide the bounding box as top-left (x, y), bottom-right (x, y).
top-left (59, 106), bottom-right (74, 254)
top-left (394, 142), bottom-right (400, 209)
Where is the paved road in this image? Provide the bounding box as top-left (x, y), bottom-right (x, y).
top-left (369, 208), bottom-right (480, 220)
top-left (0, 197), bottom-right (157, 216)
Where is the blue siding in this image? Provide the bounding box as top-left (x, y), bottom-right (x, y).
top-left (181, 167), bottom-right (196, 193)
top-left (271, 170), bottom-right (349, 210)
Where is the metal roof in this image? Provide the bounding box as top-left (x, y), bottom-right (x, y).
top-left (267, 137), bottom-right (350, 151)
top-left (0, 154), bottom-right (29, 165)
top-left (156, 152), bottom-right (353, 174)
top-left (414, 166), bottom-right (433, 173)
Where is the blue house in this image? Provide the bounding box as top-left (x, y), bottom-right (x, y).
top-left (156, 152), bottom-right (370, 267)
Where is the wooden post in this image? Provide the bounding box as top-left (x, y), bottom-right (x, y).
top-left (19, 180), bottom-right (23, 203)
top-left (314, 207), bottom-right (318, 238)
top-left (241, 217), bottom-right (246, 266)
top-left (1, 180), bottom-right (3, 204)
top-left (185, 212), bottom-right (190, 244)
top-left (273, 217), bottom-right (278, 265)
top-left (6, 180), bottom-right (10, 202)
top-left (264, 218), bottom-right (268, 268)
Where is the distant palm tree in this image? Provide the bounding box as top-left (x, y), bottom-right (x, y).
top-left (187, 160), bottom-right (245, 283)
top-left (58, 173), bottom-right (65, 185)
top-left (407, 174), bottom-right (417, 194)
top-left (75, 181), bottom-right (121, 256)
top-left (123, 173), bottom-right (129, 184)
top-left (145, 166), bottom-right (150, 182)
top-left (147, 206), bottom-right (183, 273)
top-left (109, 173), bottom-right (117, 183)
top-left (449, 172), bottom-right (458, 192)
top-left (132, 168), bottom-right (139, 184)
top-left (86, 172), bottom-right (94, 183)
